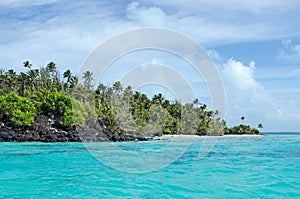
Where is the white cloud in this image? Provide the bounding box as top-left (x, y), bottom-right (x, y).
top-left (144, 0), bottom-right (299, 14)
top-left (221, 58), bottom-right (300, 131)
top-left (206, 49), bottom-right (223, 62)
top-left (223, 59), bottom-right (259, 90)
top-left (0, 1), bottom-right (136, 71)
top-left (280, 40), bottom-right (300, 61)
top-left (0, 0), bottom-right (58, 7)
top-left (124, 1), bottom-right (300, 46)
top-left (0, 0), bottom-right (300, 131)
top-left (126, 2), bottom-right (167, 27)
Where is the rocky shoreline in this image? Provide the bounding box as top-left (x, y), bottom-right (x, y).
top-left (0, 115), bottom-right (152, 142)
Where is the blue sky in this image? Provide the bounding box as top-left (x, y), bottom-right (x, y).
top-left (1, 0), bottom-right (300, 131)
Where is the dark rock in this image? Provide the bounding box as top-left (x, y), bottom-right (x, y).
top-left (0, 115), bottom-right (153, 142)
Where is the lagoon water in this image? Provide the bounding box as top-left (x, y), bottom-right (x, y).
top-left (1, 134), bottom-right (299, 198)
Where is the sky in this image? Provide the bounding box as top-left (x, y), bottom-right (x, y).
top-left (0, 0), bottom-right (300, 132)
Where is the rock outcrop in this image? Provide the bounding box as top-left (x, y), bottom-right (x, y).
top-left (0, 115), bottom-right (152, 142)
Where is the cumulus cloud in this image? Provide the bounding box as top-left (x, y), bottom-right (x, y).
top-left (223, 59), bottom-right (259, 90)
top-left (221, 58), bottom-right (300, 131)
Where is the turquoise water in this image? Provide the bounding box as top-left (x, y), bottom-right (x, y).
top-left (1, 134), bottom-right (299, 198)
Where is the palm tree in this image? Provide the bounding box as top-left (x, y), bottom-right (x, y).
top-left (69, 76), bottom-right (79, 89)
top-left (241, 116), bottom-right (245, 122)
top-left (23, 61), bottom-right (32, 69)
top-left (83, 71), bottom-right (94, 91)
top-left (113, 81), bottom-right (122, 94)
top-left (123, 85), bottom-right (133, 100)
top-left (152, 93), bottom-right (164, 105)
top-left (63, 69), bottom-right (72, 82)
top-left (27, 69), bottom-right (39, 91)
top-left (258, 123), bottom-right (263, 129)
top-left (46, 62), bottom-right (59, 88)
top-left (46, 62), bottom-right (56, 73)
top-left (193, 98), bottom-right (200, 108)
top-left (63, 69), bottom-right (72, 93)
top-left (39, 67), bottom-right (51, 90)
top-left (18, 72), bottom-right (29, 96)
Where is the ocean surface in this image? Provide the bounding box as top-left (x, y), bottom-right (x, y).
top-left (0, 133), bottom-right (299, 198)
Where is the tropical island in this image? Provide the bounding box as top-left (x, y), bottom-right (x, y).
top-left (0, 61), bottom-right (261, 142)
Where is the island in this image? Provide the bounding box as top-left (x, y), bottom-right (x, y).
top-left (0, 62), bottom-right (261, 142)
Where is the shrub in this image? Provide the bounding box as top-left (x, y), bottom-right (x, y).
top-left (0, 93), bottom-right (36, 126)
top-left (40, 91), bottom-right (85, 127)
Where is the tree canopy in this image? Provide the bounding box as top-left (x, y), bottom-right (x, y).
top-left (0, 61), bottom-right (260, 135)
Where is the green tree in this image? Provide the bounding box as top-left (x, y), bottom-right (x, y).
top-left (23, 61), bottom-right (32, 69)
top-left (4, 69), bottom-right (18, 93)
top-left (241, 116), bottom-right (245, 122)
top-left (18, 72), bottom-right (29, 96)
top-left (83, 70), bottom-right (94, 91)
top-left (46, 62), bottom-right (60, 89)
top-left (0, 93), bottom-right (36, 126)
top-left (40, 91), bottom-right (85, 127)
top-left (63, 69), bottom-right (72, 93)
top-left (113, 81), bottom-right (122, 94)
top-left (27, 69), bottom-right (39, 92)
top-left (224, 124), bottom-right (259, 135)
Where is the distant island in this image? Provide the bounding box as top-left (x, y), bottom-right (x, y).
top-left (0, 61), bottom-right (260, 142)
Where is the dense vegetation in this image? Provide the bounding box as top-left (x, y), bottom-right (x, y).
top-left (224, 125), bottom-right (259, 135)
top-left (0, 61), bottom-right (260, 135)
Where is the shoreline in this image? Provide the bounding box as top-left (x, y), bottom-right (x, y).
top-left (223, 134), bottom-right (262, 136)
top-left (0, 117), bottom-right (261, 142)
top-left (0, 131), bottom-right (262, 143)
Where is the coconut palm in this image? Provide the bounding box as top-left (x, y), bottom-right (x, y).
top-left (23, 61), bottom-right (32, 69)
top-left (46, 62), bottom-right (56, 73)
top-left (152, 93), bottom-right (164, 105)
top-left (46, 62), bottom-right (59, 88)
top-left (63, 69), bottom-right (72, 82)
top-left (113, 81), bottom-right (122, 94)
top-left (83, 71), bottom-right (94, 91)
top-left (241, 116), bottom-right (245, 122)
top-left (63, 69), bottom-right (72, 93)
top-left (27, 69), bottom-right (39, 91)
top-left (18, 72), bottom-right (29, 96)
top-left (69, 76), bottom-right (79, 89)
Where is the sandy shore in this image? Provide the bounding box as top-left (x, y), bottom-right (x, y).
top-left (154, 134), bottom-right (262, 141)
top-left (154, 134), bottom-right (201, 141)
top-left (160, 134), bottom-right (200, 138)
top-left (223, 134), bottom-right (262, 137)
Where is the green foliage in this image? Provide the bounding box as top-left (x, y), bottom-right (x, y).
top-left (224, 124), bottom-right (259, 135)
top-left (0, 93), bottom-right (36, 126)
top-left (30, 89), bottom-right (51, 111)
top-left (40, 91), bottom-right (85, 127)
top-left (91, 81), bottom-right (229, 135)
top-left (0, 64), bottom-right (259, 136)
